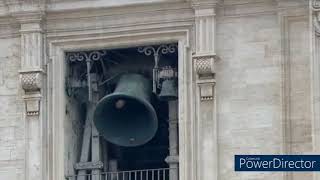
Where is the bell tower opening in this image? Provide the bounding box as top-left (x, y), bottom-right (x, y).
top-left (64, 44), bottom-right (179, 180)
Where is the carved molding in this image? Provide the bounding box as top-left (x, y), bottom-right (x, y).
top-left (48, 29), bottom-right (192, 180)
top-left (191, 3), bottom-right (218, 179)
top-left (16, 6), bottom-right (44, 119)
top-left (23, 93), bottom-right (41, 116)
top-left (193, 54), bottom-right (216, 76)
top-left (198, 80), bottom-right (215, 101)
top-left (20, 70), bottom-right (43, 92)
top-left (20, 70), bottom-right (43, 116)
top-left (5, 0), bottom-right (46, 16)
top-left (191, 0), bottom-right (221, 9)
top-left (193, 54), bottom-right (216, 101)
top-left (192, 0), bottom-right (217, 103)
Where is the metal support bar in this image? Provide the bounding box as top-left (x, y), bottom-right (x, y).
top-left (137, 44), bottom-right (177, 94)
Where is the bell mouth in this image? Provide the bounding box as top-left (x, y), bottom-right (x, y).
top-left (93, 93), bottom-right (158, 147)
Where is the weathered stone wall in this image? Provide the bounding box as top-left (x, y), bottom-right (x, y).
top-left (0, 37), bottom-right (24, 180)
top-left (216, 0), bottom-right (310, 179)
top-left (216, 12), bottom-right (283, 180)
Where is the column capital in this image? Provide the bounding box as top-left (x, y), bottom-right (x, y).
top-left (20, 69), bottom-right (44, 116)
top-left (193, 54), bottom-right (217, 77)
top-left (5, 1), bottom-right (46, 27)
top-left (193, 54), bottom-right (217, 101)
top-left (19, 69), bottom-right (44, 92)
top-left (191, 0), bottom-right (221, 10)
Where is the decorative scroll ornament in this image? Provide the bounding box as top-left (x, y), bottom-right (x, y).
top-left (66, 50), bottom-right (107, 101)
top-left (66, 50), bottom-right (107, 62)
top-left (138, 44), bottom-right (177, 68)
top-left (138, 44), bottom-right (177, 94)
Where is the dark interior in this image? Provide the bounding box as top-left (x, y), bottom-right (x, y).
top-left (67, 44), bottom-right (178, 172)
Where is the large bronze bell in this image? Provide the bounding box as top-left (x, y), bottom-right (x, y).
top-left (93, 74), bottom-right (158, 147)
top-left (158, 79), bottom-right (178, 101)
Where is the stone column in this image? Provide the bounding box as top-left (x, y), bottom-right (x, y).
top-left (14, 10), bottom-right (45, 180)
top-left (192, 1), bottom-right (219, 180)
top-left (165, 101), bottom-right (179, 180)
top-left (312, 2), bottom-right (320, 180)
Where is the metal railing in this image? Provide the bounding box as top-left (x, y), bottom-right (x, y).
top-left (66, 167), bottom-right (178, 180)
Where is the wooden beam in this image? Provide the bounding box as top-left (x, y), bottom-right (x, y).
top-left (77, 102), bottom-right (95, 180)
top-left (91, 123), bottom-right (102, 180)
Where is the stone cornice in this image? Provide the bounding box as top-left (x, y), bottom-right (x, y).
top-left (13, 11), bottom-right (44, 24)
top-left (48, 1), bottom-right (189, 13)
top-left (4, 0), bottom-right (46, 25)
top-left (45, 1), bottom-right (194, 37)
top-left (46, 1), bottom-right (191, 19)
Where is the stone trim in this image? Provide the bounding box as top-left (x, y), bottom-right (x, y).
top-left (20, 70), bottom-right (43, 92)
top-left (10, 3), bottom-right (46, 180)
top-left (193, 54), bottom-right (216, 76)
top-left (22, 93), bottom-right (42, 116)
top-left (197, 80), bottom-right (215, 101)
top-left (20, 70), bottom-right (44, 116)
top-left (312, 1), bottom-right (320, 180)
top-left (193, 54), bottom-right (217, 101)
top-left (192, 1), bottom-right (219, 180)
top-left (48, 29), bottom-right (193, 180)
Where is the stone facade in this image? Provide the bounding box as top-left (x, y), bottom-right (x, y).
top-left (0, 0), bottom-right (315, 180)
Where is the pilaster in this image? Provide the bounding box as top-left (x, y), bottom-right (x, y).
top-left (165, 101), bottom-right (179, 180)
top-left (10, 3), bottom-right (46, 180)
top-left (312, 1), bottom-right (320, 180)
top-left (192, 1), bottom-right (219, 180)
